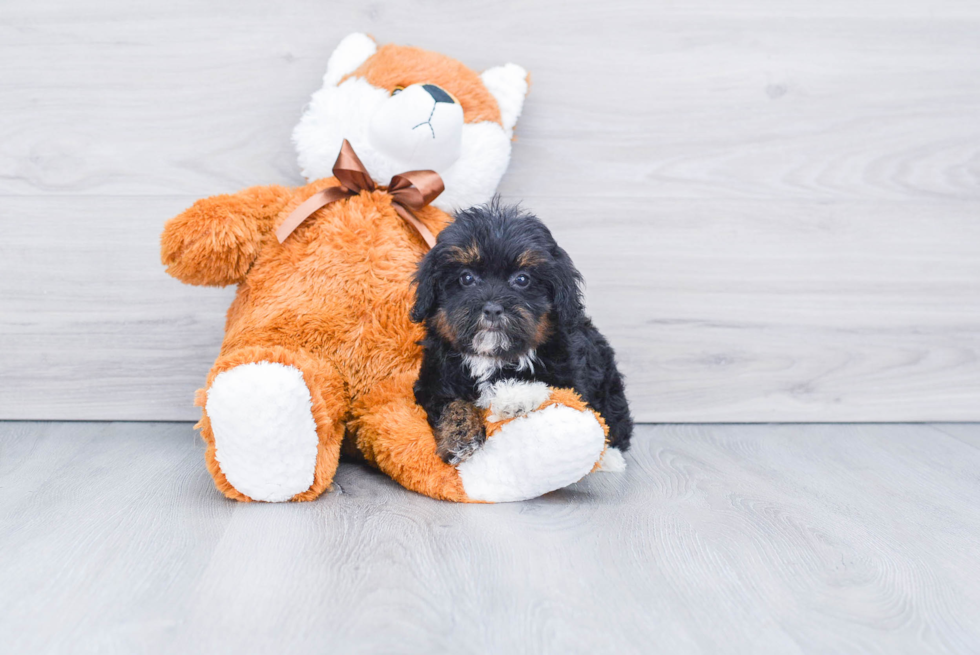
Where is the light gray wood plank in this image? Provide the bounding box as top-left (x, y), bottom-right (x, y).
top-left (1, 196), bottom-right (978, 421)
top-left (2, 422), bottom-right (980, 654)
top-left (2, 2), bottom-right (979, 201)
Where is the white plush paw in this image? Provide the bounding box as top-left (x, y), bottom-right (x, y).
top-left (597, 447), bottom-right (627, 473)
top-left (206, 362), bottom-right (320, 502)
top-left (457, 403), bottom-right (605, 503)
top-left (475, 379), bottom-right (551, 422)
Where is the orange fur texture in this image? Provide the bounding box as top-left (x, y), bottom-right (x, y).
top-left (342, 44), bottom-right (502, 125)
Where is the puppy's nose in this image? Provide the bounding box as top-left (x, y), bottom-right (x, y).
top-left (422, 84), bottom-right (455, 104)
top-left (482, 302), bottom-right (504, 321)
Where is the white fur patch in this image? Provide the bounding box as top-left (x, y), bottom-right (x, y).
top-left (463, 354), bottom-right (501, 383)
top-left (480, 63), bottom-right (528, 136)
top-left (463, 350), bottom-right (536, 383)
top-left (472, 329), bottom-right (510, 356)
top-left (205, 362), bottom-right (320, 502)
top-left (515, 351), bottom-right (536, 374)
top-left (476, 379), bottom-right (551, 422)
top-left (597, 447), bottom-right (627, 473)
top-left (368, 83), bottom-right (464, 173)
top-left (322, 33), bottom-right (377, 87)
top-left (457, 404), bottom-right (605, 503)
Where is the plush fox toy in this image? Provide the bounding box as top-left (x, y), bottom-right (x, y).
top-left (161, 33), bottom-right (615, 503)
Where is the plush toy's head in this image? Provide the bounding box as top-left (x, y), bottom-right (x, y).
top-left (293, 33), bottom-right (529, 212)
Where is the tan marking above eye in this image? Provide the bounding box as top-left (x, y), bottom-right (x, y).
top-left (447, 243), bottom-right (481, 265)
top-left (517, 250), bottom-right (546, 268)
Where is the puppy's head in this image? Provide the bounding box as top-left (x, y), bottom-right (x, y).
top-left (411, 201), bottom-right (583, 359)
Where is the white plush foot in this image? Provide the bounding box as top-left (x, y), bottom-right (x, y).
top-left (206, 362), bottom-right (320, 502)
top-left (458, 390), bottom-right (606, 503)
top-left (597, 447), bottom-right (627, 473)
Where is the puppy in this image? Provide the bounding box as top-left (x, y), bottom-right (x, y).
top-left (411, 201), bottom-right (633, 466)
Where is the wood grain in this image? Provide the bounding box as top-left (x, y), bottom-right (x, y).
top-left (1, 0), bottom-right (979, 421)
top-left (2, 422), bottom-right (979, 653)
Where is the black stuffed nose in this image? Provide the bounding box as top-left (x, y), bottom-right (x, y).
top-left (422, 84), bottom-right (455, 104)
top-left (482, 302), bottom-right (504, 321)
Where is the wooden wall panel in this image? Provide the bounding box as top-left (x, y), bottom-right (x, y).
top-left (1, 0), bottom-right (978, 420)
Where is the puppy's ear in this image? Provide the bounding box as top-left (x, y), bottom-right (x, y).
top-left (411, 250), bottom-right (440, 323)
top-left (550, 245), bottom-right (585, 325)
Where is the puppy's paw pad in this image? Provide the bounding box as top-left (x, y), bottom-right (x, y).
top-left (477, 379), bottom-right (551, 421)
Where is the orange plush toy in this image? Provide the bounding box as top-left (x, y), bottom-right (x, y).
top-left (161, 34), bottom-right (621, 504)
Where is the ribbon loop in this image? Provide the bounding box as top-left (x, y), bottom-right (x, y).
top-left (275, 140), bottom-right (442, 247)
top-left (332, 140), bottom-right (376, 193)
top-left (389, 170), bottom-right (445, 210)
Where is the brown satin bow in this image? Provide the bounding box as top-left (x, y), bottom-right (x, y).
top-left (275, 139), bottom-right (443, 247)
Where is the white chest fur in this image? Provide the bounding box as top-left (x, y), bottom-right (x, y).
top-left (462, 350), bottom-right (537, 384)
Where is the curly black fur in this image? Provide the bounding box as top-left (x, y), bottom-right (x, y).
top-left (411, 200), bottom-right (633, 463)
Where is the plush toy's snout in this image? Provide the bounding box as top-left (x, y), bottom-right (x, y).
top-left (368, 82), bottom-right (463, 173)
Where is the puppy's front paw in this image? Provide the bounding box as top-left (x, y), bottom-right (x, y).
top-left (436, 400), bottom-right (486, 466)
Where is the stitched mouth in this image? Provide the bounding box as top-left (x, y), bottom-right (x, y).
top-left (411, 101), bottom-right (438, 139)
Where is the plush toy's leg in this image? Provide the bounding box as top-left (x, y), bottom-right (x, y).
top-left (461, 384), bottom-right (608, 502)
top-left (195, 346), bottom-right (347, 502)
top-left (351, 374), bottom-right (609, 503)
top-left (349, 371), bottom-right (471, 502)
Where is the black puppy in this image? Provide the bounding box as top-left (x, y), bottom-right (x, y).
top-left (411, 201), bottom-right (633, 465)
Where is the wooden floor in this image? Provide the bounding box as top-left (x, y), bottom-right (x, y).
top-left (1, 423), bottom-right (978, 653)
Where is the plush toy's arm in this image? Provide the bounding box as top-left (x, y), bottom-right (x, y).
top-left (160, 185), bottom-right (292, 286)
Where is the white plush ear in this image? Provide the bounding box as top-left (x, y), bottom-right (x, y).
top-left (481, 63), bottom-right (529, 136)
top-left (322, 33), bottom-right (377, 87)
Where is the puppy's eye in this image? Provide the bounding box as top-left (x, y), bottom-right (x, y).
top-left (459, 271), bottom-right (477, 287)
top-left (512, 273), bottom-right (531, 289)
top-left (391, 86), bottom-right (405, 96)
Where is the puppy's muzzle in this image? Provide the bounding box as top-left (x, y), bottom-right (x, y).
top-left (481, 302), bottom-right (504, 323)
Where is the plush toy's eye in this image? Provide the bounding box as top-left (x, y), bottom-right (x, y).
top-left (512, 273), bottom-right (531, 289)
top-left (459, 271), bottom-right (477, 287)
top-left (391, 86), bottom-right (404, 96)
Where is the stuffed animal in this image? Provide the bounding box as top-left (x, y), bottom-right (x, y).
top-left (161, 33), bottom-right (622, 504)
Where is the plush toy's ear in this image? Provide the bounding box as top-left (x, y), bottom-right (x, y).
top-left (322, 33), bottom-right (378, 87)
top-left (481, 63), bottom-right (529, 136)
top-left (410, 249), bottom-right (440, 323)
